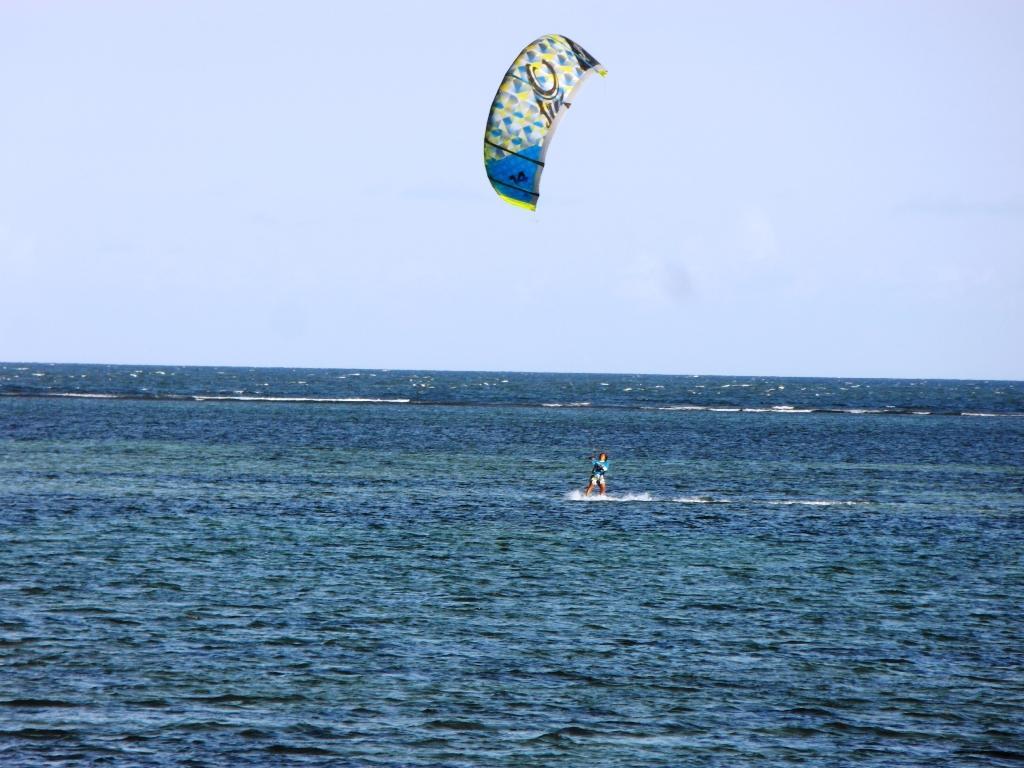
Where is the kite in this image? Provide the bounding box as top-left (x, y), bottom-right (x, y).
top-left (483, 35), bottom-right (606, 211)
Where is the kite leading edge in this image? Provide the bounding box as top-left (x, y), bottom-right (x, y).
top-left (483, 34), bottom-right (606, 211)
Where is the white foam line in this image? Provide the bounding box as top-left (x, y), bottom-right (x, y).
top-left (961, 412), bottom-right (998, 417)
top-left (193, 395), bottom-right (411, 404)
top-left (541, 402), bottom-right (591, 408)
top-left (566, 492), bottom-right (735, 504)
top-left (563, 491), bottom-right (862, 506)
top-left (659, 404), bottom-right (819, 414)
top-left (767, 500), bottom-right (860, 506)
top-left (51, 392), bottom-right (119, 399)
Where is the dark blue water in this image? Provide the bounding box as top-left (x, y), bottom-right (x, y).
top-left (2, 364), bottom-right (1023, 766)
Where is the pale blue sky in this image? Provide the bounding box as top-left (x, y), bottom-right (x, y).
top-left (1, 1), bottom-right (1021, 378)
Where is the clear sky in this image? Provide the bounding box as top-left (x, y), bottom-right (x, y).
top-left (1, 1), bottom-right (1021, 378)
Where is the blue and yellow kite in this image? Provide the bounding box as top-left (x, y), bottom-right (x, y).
top-left (483, 35), bottom-right (606, 211)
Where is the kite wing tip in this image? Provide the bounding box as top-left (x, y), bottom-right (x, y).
top-left (498, 193), bottom-right (537, 212)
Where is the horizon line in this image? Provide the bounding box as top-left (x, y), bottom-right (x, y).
top-left (1, 359), bottom-right (1021, 384)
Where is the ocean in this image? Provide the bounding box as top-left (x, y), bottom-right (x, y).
top-left (1, 363), bottom-right (1022, 766)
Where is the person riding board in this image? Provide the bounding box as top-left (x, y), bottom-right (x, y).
top-left (585, 452), bottom-right (610, 497)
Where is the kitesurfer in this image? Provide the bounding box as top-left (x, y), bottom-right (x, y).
top-left (584, 452), bottom-right (610, 497)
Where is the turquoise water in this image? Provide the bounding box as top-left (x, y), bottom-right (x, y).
top-left (1, 364), bottom-right (1023, 766)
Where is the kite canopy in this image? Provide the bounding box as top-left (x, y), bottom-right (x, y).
top-left (483, 34), bottom-right (606, 211)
